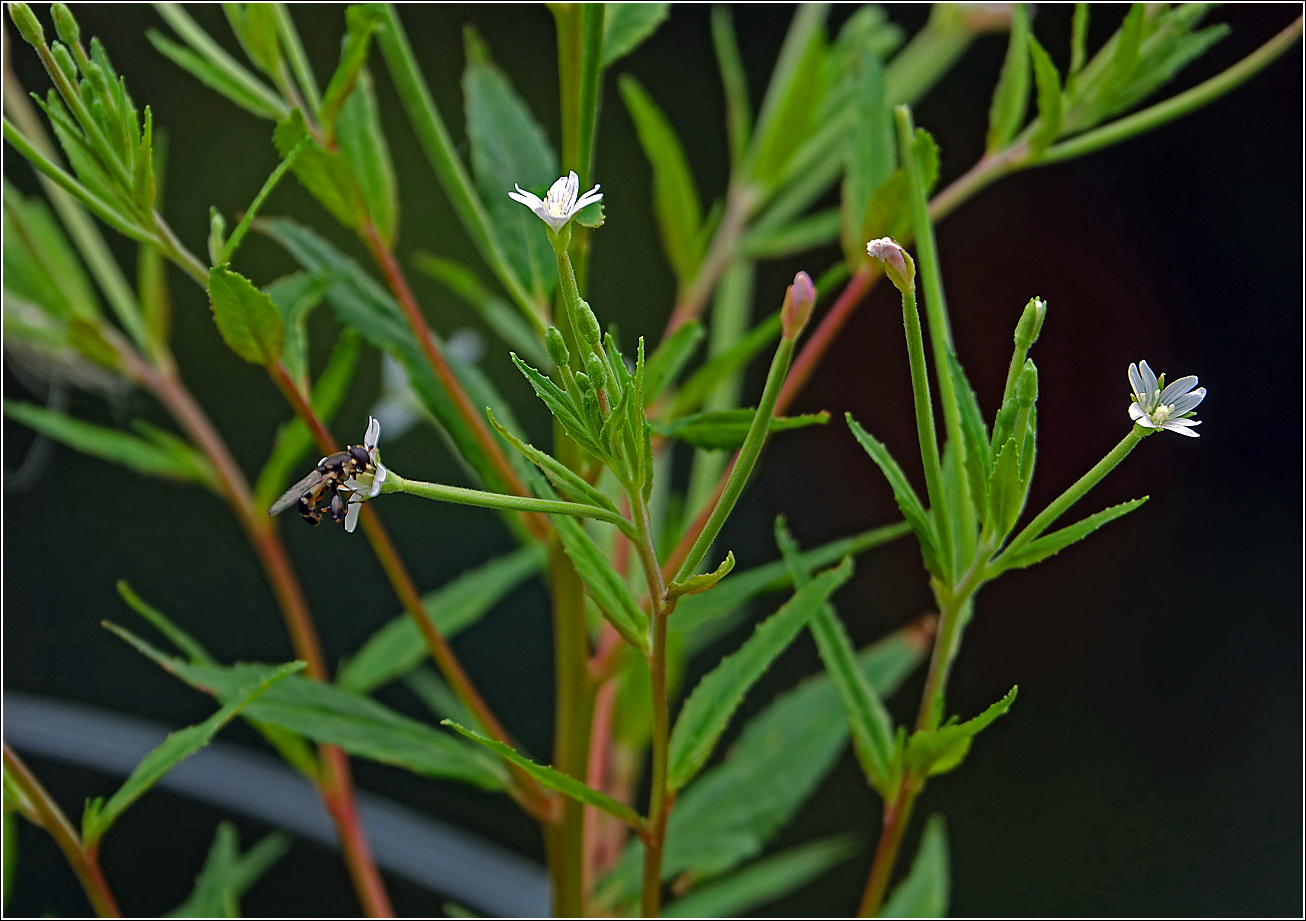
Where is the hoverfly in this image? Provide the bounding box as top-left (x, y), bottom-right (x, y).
top-left (269, 445), bottom-right (371, 525)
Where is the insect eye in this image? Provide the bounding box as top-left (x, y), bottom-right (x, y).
top-left (349, 445), bottom-right (371, 467)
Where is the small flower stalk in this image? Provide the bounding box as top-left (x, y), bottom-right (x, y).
top-left (508, 170), bottom-right (603, 235)
top-left (1128, 360), bottom-right (1206, 437)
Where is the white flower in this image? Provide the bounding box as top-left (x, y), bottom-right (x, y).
top-left (341, 415), bottom-right (388, 532)
top-left (1128, 360), bottom-right (1206, 437)
top-left (507, 171), bottom-right (602, 232)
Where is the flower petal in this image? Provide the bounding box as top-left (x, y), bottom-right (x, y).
top-left (1161, 420), bottom-right (1200, 437)
top-left (369, 464), bottom-right (388, 498)
top-left (1129, 402), bottom-right (1146, 421)
top-left (365, 415), bottom-right (381, 450)
top-left (1169, 387), bottom-right (1206, 415)
top-left (1139, 360), bottom-right (1158, 400)
top-left (1159, 375), bottom-right (1199, 404)
top-left (344, 498), bottom-right (363, 532)
top-left (508, 185), bottom-right (542, 208)
top-left (1128, 363), bottom-right (1145, 401)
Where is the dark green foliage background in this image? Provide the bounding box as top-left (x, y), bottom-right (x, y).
top-left (4, 4), bottom-right (1301, 916)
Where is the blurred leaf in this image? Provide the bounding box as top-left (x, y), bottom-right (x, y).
top-left (711, 6), bottom-right (752, 170)
top-left (225, 3), bottom-right (283, 78)
top-left (554, 515), bottom-right (648, 651)
top-left (619, 76), bottom-right (704, 287)
top-left (749, 5), bottom-right (829, 186)
top-left (1001, 498), bottom-right (1148, 570)
top-left (880, 814), bottom-right (949, 918)
top-left (463, 26), bottom-right (558, 304)
top-left (668, 559), bottom-right (853, 790)
top-left (337, 544), bottom-right (546, 694)
top-left (985, 3), bottom-right (1031, 154)
top-left (905, 687), bottom-right (1017, 778)
top-left (335, 69), bottom-right (399, 246)
top-left (443, 721), bottom-right (643, 829)
top-left (3, 399), bottom-right (217, 489)
top-left (107, 624), bottom-right (508, 790)
top-left (669, 312), bottom-right (782, 419)
top-left (263, 270), bottom-right (333, 387)
top-left (207, 264), bottom-right (285, 365)
top-left (860, 127), bottom-right (939, 244)
top-left (846, 414), bottom-right (941, 577)
top-left (116, 580), bottom-right (215, 665)
top-left (740, 208), bottom-right (841, 260)
top-left (655, 408), bottom-right (828, 451)
top-left (167, 821), bottom-right (290, 918)
top-left (1028, 35), bottom-right (1064, 155)
top-left (644, 320), bottom-right (704, 402)
top-left (601, 3), bottom-right (669, 68)
top-left (666, 552), bottom-right (735, 602)
top-left (273, 109), bottom-right (366, 231)
top-left (841, 46), bottom-right (894, 268)
top-left (663, 836), bottom-right (856, 917)
top-left (1069, 3), bottom-right (1090, 82)
top-left (146, 29), bottom-right (286, 121)
top-left (3, 179), bottom-right (99, 321)
top-left (2, 810), bottom-right (15, 911)
top-left (320, 5), bottom-right (383, 132)
top-left (403, 667), bottom-right (475, 728)
top-left (82, 661), bottom-right (302, 845)
top-left (596, 623), bottom-right (927, 905)
top-left (412, 254), bottom-right (549, 366)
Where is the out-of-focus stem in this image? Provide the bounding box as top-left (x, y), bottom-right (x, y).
top-left (857, 783), bottom-right (916, 917)
top-left (3, 744), bottom-right (121, 918)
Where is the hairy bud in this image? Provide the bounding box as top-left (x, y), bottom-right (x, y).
top-left (1015, 359), bottom-right (1039, 406)
top-left (545, 326), bottom-right (570, 369)
top-left (575, 298), bottom-right (602, 347)
top-left (1014, 297), bottom-right (1047, 349)
top-left (9, 4), bottom-right (45, 47)
top-left (780, 271), bottom-right (816, 340)
top-left (866, 237), bottom-right (916, 295)
top-left (51, 3), bottom-right (79, 46)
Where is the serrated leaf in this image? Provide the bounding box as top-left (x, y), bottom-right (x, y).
top-left (107, 624), bottom-right (508, 790)
top-left (668, 559), bottom-right (854, 790)
top-left (644, 320), bottom-right (704, 402)
top-left (273, 109), bottom-right (366, 230)
top-left (207, 264), bottom-right (284, 365)
top-left (667, 552), bottom-right (736, 601)
top-left (510, 353), bottom-right (601, 457)
top-left (594, 622), bottom-right (927, 906)
top-left (846, 414), bottom-right (941, 576)
top-left (487, 409), bottom-right (618, 514)
top-left (82, 661), bottom-right (303, 844)
top-left (1028, 35), bottom-right (1064, 155)
top-left (167, 822), bottom-right (290, 918)
top-left (443, 721), bottom-right (643, 829)
top-left (985, 437), bottom-right (1025, 542)
top-left (3, 399), bottom-right (217, 488)
top-left (619, 75), bottom-right (704, 286)
top-left (553, 515), bottom-right (648, 651)
top-left (336, 69), bottom-right (399, 246)
top-left (663, 836), bottom-right (857, 917)
top-left (944, 351), bottom-right (991, 526)
top-left (1001, 498), bottom-right (1148, 570)
top-left (463, 27), bottom-right (558, 303)
top-left (880, 814), bottom-right (949, 918)
top-left (601, 3), bottom-right (670, 68)
top-left (338, 544), bottom-right (546, 694)
top-left (905, 686), bottom-right (1017, 778)
top-left (986, 3), bottom-right (1031, 154)
top-left (656, 408), bottom-right (829, 451)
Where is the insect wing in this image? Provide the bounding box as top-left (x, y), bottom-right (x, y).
top-left (269, 468), bottom-right (328, 516)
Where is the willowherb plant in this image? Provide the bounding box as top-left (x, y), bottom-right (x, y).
top-left (2, 3), bottom-right (1299, 918)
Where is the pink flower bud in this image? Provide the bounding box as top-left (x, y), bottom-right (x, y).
top-left (866, 237), bottom-right (916, 295)
top-left (781, 271), bottom-right (816, 340)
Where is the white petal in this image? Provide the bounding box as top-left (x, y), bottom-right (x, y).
top-left (1159, 375), bottom-right (1199, 404)
top-left (564, 170), bottom-right (579, 205)
top-left (344, 498), bottom-right (363, 532)
top-left (1128, 363), bottom-right (1145, 401)
top-left (1165, 417), bottom-right (1201, 427)
top-left (1129, 402), bottom-right (1146, 421)
top-left (369, 464), bottom-right (388, 497)
top-left (1139, 360), bottom-right (1158, 399)
top-left (507, 185), bottom-right (542, 208)
top-left (365, 415), bottom-right (381, 449)
top-left (1169, 387), bottom-right (1206, 414)
top-left (1161, 421), bottom-right (1200, 437)
top-left (572, 186), bottom-right (603, 215)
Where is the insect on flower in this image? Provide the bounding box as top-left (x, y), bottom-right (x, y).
top-left (269, 417), bottom-right (388, 530)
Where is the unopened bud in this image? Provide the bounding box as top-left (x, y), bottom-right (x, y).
top-left (545, 326), bottom-right (570, 369)
top-left (1014, 297), bottom-right (1046, 348)
top-left (9, 3), bottom-right (45, 47)
top-left (780, 271), bottom-right (816, 340)
top-left (574, 298), bottom-right (602, 346)
top-left (574, 371), bottom-right (593, 395)
top-left (585, 353), bottom-right (607, 390)
top-left (867, 237), bottom-right (916, 295)
top-left (51, 3), bottom-right (79, 46)
top-left (51, 41), bottom-right (78, 83)
top-left (1015, 359), bottom-right (1038, 405)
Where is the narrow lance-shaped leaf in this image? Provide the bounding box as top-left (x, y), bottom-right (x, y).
top-left (945, 350), bottom-right (992, 527)
top-left (412, 254), bottom-right (549, 365)
top-left (319, 5), bottom-right (383, 134)
top-left (656, 409), bottom-right (829, 451)
top-left (486, 409), bottom-right (618, 514)
top-left (905, 686), bottom-right (1017, 778)
top-left (986, 2), bottom-right (1031, 153)
top-left (553, 515), bottom-right (647, 651)
top-left (273, 109), bottom-right (367, 231)
top-left (167, 821), bottom-right (290, 919)
top-left (880, 814), bottom-right (949, 918)
top-left (82, 660), bottom-right (304, 845)
top-left (666, 552), bottom-right (736, 601)
top-left (860, 127), bottom-right (939, 244)
top-left (335, 69), bottom-right (399, 247)
top-left (748, 5), bottom-right (829, 187)
top-left (668, 558), bottom-right (854, 790)
top-left (443, 721), bottom-right (644, 831)
top-left (999, 497), bottom-right (1148, 570)
top-left (1028, 34), bottom-right (1064, 155)
top-left (841, 46), bottom-right (894, 268)
top-left (846, 414), bottom-right (941, 576)
top-left (601, 3), bottom-right (670, 68)
top-left (643, 319), bottom-right (704, 401)
top-left (145, 29), bottom-right (286, 121)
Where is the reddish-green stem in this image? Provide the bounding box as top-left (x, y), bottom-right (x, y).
top-left (3, 744), bottom-right (121, 918)
top-left (858, 783), bottom-right (917, 917)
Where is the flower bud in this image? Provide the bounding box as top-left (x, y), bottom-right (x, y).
top-left (780, 271), bottom-right (816, 340)
top-left (574, 298), bottom-right (602, 347)
top-left (574, 371), bottom-right (594, 395)
top-left (51, 3), bottom-right (79, 46)
top-left (545, 326), bottom-right (570, 369)
top-left (585, 353), bottom-right (607, 390)
top-left (866, 237), bottom-right (916, 295)
top-left (1015, 359), bottom-right (1038, 406)
top-left (9, 3), bottom-right (45, 47)
top-left (51, 41), bottom-right (78, 83)
top-left (1014, 297), bottom-right (1046, 349)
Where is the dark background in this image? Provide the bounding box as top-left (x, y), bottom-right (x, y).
top-left (4, 4), bottom-right (1301, 917)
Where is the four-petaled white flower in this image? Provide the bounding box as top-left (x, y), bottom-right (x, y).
top-left (341, 415), bottom-right (388, 532)
top-left (1128, 360), bottom-right (1205, 437)
top-left (508, 171), bottom-right (602, 232)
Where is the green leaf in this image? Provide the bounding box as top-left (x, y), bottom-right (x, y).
top-left (403, 667), bottom-right (475, 728)
top-left (749, 5), bottom-right (829, 186)
top-left (663, 836), bottom-right (857, 917)
top-left (905, 687), bottom-right (1017, 778)
top-left (145, 29), bottom-right (285, 121)
top-left (846, 414), bottom-right (940, 576)
top-left (740, 208), bottom-right (841, 260)
top-left (168, 822), bottom-right (290, 918)
top-left (595, 623), bottom-right (927, 906)
top-left (336, 69), bottom-right (399, 247)
top-left (711, 6), bottom-right (751, 170)
top-left (668, 558), bottom-right (854, 790)
top-left (230, 3), bottom-right (283, 78)
top-left (82, 661), bottom-right (303, 845)
top-left (985, 3), bottom-right (1031, 153)
top-left (107, 624), bottom-right (508, 790)
top-left (463, 26), bottom-right (558, 304)
top-left (320, 5), bottom-right (382, 132)
top-left (601, 3), bottom-right (670, 68)
top-left (443, 721), bottom-right (644, 830)
top-left (2, 811), bottom-right (16, 911)
top-left (273, 108), bottom-right (366, 230)
top-left (656, 408), bottom-right (828, 451)
top-left (411, 254), bottom-right (549, 366)
top-left (619, 75), bottom-right (704, 286)
top-left (337, 544), bottom-right (546, 694)
top-left (487, 409), bottom-right (618, 514)
top-left (666, 552), bottom-right (735, 602)
top-left (841, 47), bottom-right (894, 268)
top-left (1028, 35), bottom-right (1064, 155)
top-left (944, 351), bottom-right (991, 527)
top-left (116, 580), bottom-right (214, 665)
top-left (263, 270), bottom-right (334, 388)
top-left (860, 127), bottom-right (939, 244)
top-left (3, 181), bottom-right (100, 321)
top-left (880, 814), bottom-right (949, 918)
top-left (775, 519), bottom-right (895, 795)
top-left (553, 515), bottom-right (648, 651)
top-left (2, 399), bottom-right (217, 488)
top-left (1000, 498), bottom-right (1148, 570)
top-left (573, 199), bottom-right (605, 228)
top-left (669, 312), bottom-right (782, 418)
top-left (1069, 3), bottom-right (1090, 82)
top-left (644, 320), bottom-right (704, 402)
top-left (207, 264), bottom-right (285, 366)
top-left (984, 437), bottom-right (1025, 543)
